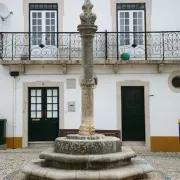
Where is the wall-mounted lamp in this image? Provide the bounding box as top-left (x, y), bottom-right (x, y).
top-left (0, 11), bottom-right (13, 21)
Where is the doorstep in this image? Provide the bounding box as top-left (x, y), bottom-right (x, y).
top-left (0, 144), bottom-right (7, 150)
top-left (28, 142), bottom-right (54, 148)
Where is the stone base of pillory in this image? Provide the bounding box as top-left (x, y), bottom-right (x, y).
top-left (22, 135), bottom-right (154, 180)
top-left (23, 159), bottom-right (153, 180)
top-left (54, 134), bottom-right (122, 155)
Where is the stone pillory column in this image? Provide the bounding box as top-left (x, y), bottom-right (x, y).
top-left (22, 1), bottom-right (154, 179)
top-left (78, 0), bottom-right (98, 135)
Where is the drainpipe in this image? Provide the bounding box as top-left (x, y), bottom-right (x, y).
top-left (12, 76), bottom-right (16, 149)
top-left (10, 71), bottom-right (19, 149)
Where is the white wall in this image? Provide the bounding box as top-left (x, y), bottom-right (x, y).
top-left (63, 0), bottom-right (180, 31)
top-left (0, 66), bottom-right (14, 137)
top-left (63, 0), bottom-right (111, 32)
top-left (151, 0), bottom-right (180, 31)
top-left (0, 1), bottom-right (179, 142)
top-left (0, 0), bottom-right (24, 32)
top-left (0, 0), bottom-right (180, 32)
top-left (0, 64), bottom-right (180, 138)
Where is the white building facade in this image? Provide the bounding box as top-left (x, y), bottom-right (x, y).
top-left (0, 0), bottom-right (180, 152)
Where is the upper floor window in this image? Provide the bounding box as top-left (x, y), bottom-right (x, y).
top-left (117, 3), bottom-right (145, 46)
top-left (29, 4), bottom-right (58, 46)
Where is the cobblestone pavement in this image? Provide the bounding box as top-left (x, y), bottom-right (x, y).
top-left (0, 147), bottom-right (180, 180)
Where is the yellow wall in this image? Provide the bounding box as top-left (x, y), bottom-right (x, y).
top-left (6, 137), bottom-right (22, 149)
top-left (151, 136), bottom-right (180, 152)
top-left (5, 136), bottom-right (180, 152)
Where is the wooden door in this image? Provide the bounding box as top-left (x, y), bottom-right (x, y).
top-left (28, 87), bottom-right (59, 141)
top-left (121, 86), bottom-right (145, 141)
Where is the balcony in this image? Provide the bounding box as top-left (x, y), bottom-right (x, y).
top-left (0, 31), bottom-right (180, 65)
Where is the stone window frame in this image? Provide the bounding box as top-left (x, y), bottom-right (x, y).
top-left (168, 71), bottom-right (180, 93)
top-left (23, 0), bottom-right (64, 32)
top-left (110, 0), bottom-right (152, 32)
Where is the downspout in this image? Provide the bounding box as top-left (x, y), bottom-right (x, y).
top-left (12, 76), bottom-right (16, 149)
top-left (10, 71), bottom-right (19, 149)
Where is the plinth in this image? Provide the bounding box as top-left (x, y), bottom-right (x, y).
top-left (22, 134), bottom-right (154, 180)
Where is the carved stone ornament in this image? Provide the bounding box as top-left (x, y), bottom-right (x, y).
top-left (80, 0), bottom-right (97, 25)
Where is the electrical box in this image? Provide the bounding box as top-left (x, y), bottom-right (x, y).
top-left (68, 101), bottom-right (76, 112)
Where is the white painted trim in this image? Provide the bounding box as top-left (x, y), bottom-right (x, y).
top-left (116, 80), bottom-right (150, 149)
top-left (22, 81), bottom-right (64, 148)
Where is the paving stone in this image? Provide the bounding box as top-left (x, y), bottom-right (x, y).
top-left (1, 146), bottom-right (180, 180)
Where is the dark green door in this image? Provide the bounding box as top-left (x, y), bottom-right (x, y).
top-left (121, 86), bottom-right (145, 141)
top-left (28, 87), bottom-right (59, 141)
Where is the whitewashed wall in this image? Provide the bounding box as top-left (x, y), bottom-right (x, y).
top-left (63, 0), bottom-right (111, 32)
top-left (0, 0), bottom-right (180, 142)
top-left (0, 1), bottom-right (24, 32)
top-left (0, 65), bottom-right (180, 138)
top-left (0, 66), bottom-right (14, 137)
top-left (0, 0), bottom-right (180, 32)
top-left (151, 0), bottom-right (180, 31)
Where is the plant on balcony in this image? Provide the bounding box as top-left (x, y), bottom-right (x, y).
top-left (121, 51), bottom-right (130, 61)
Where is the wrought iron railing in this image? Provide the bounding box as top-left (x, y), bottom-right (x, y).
top-left (0, 31), bottom-right (180, 60)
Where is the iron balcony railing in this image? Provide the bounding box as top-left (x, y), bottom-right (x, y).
top-left (0, 31), bottom-right (180, 60)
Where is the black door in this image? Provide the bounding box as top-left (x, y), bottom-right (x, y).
top-left (28, 87), bottom-right (59, 141)
top-left (121, 86), bottom-right (145, 141)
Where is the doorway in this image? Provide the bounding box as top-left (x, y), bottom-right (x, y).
top-left (28, 87), bottom-right (59, 141)
top-left (121, 86), bottom-right (145, 141)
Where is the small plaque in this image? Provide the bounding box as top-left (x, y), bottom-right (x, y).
top-left (66, 79), bottom-right (76, 89)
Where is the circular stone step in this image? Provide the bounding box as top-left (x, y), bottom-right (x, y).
top-left (22, 158), bottom-right (154, 180)
top-left (54, 134), bottom-right (122, 155)
top-left (39, 147), bottom-right (136, 170)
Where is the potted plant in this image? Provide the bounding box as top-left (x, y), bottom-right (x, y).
top-left (121, 51), bottom-right (130, 61)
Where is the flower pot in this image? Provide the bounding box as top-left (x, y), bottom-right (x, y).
top-left (121, 52), bottom-right (130, 61)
